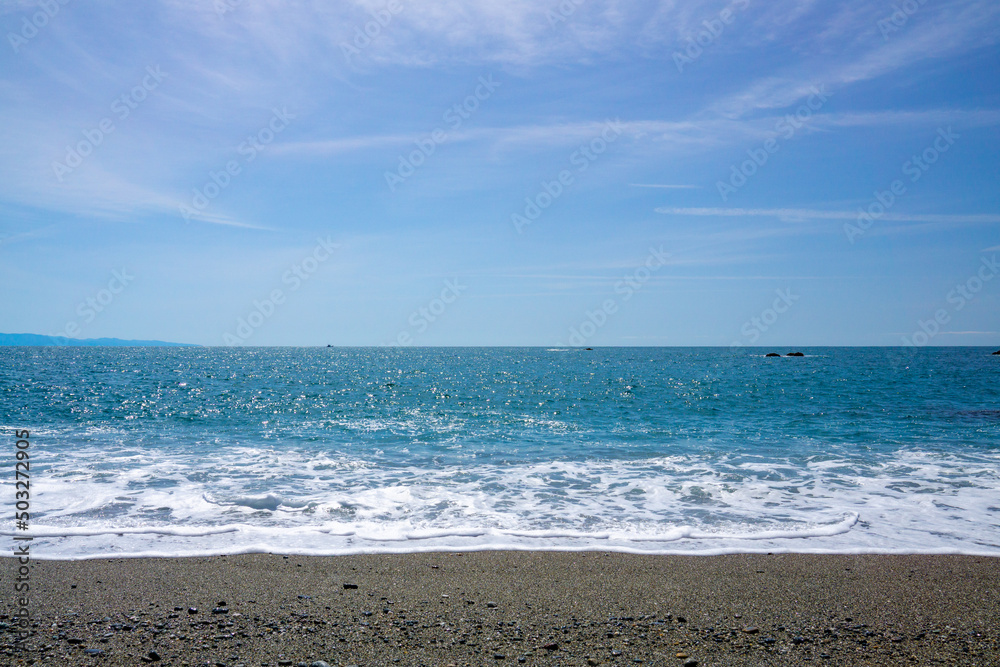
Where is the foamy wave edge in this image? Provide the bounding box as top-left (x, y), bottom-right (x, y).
top-left (14, 512), bottom-right (989, 561)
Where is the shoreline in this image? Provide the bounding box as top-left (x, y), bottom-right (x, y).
top-left (3, 552), bottom-right (998, 666)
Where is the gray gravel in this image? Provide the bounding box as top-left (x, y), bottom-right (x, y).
top-left (1, 552), bottom-right (998, 666)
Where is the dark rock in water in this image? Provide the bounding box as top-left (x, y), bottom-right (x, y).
top-left (993, 350), bottom-right (1000, 355)
top-left (343, 582), bottom-right (359, 589)
top-left (585, 347), bottom-right (594, 351)
top-left (765, 353), bottom-right (781, 357)
top-left (786, 352), bottom-right (805, 357)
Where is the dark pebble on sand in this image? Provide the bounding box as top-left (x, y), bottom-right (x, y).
top-left (309, 662), bottom-right (330, 667)
top-left (84, 649), bottom-right (104, 656)
top-left (683, 661), bottom-right (699, 667)
top-left (543, 642), bottom-right (559, 651)
top-left (67, 637), bottom-right (84, 645)
top-left (493, 653), bottom-right (506, 659)
top-left (188, 607), bottom-right (198, 615)
top-left (213, 607), bottom-right (229, 614)
top-left (742, 626), bottom-right (759, 634)
top-left (343, 583), bottom-right (359, 589)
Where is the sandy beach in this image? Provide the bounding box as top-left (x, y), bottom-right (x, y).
top-left (2, 552), bottom-right (998, 666)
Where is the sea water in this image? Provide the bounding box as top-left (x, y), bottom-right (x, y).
top-left (1, 346), bottom-right (998, 559)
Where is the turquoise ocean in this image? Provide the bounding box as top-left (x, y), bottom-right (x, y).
top-left (1, 347), bottom-right (998, 559)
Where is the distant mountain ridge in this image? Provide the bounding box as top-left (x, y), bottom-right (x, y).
top-left (0, 333), bottom-right (197, 347)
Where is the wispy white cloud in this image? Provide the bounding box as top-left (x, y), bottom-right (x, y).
top-left (274, 108), bottom-right (1000, 161)
top-left (709, 0), bottom-right (1000, 117)
top-left (176, 208), bottom-right (275, 231)
top-left (656, 207), bottom-right (1000, 226)
top-left (2, 0), bottom-right (998, 233)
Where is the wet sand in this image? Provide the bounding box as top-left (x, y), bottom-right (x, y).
top-left (2, 552), bottom-right (999, 666)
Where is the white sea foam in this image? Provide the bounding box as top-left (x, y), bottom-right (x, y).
top-left (6, 443), bottom-right (1000, 559)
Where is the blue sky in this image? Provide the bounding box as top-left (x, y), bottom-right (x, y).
top-left (1, 0), bottom-right (998, 346)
